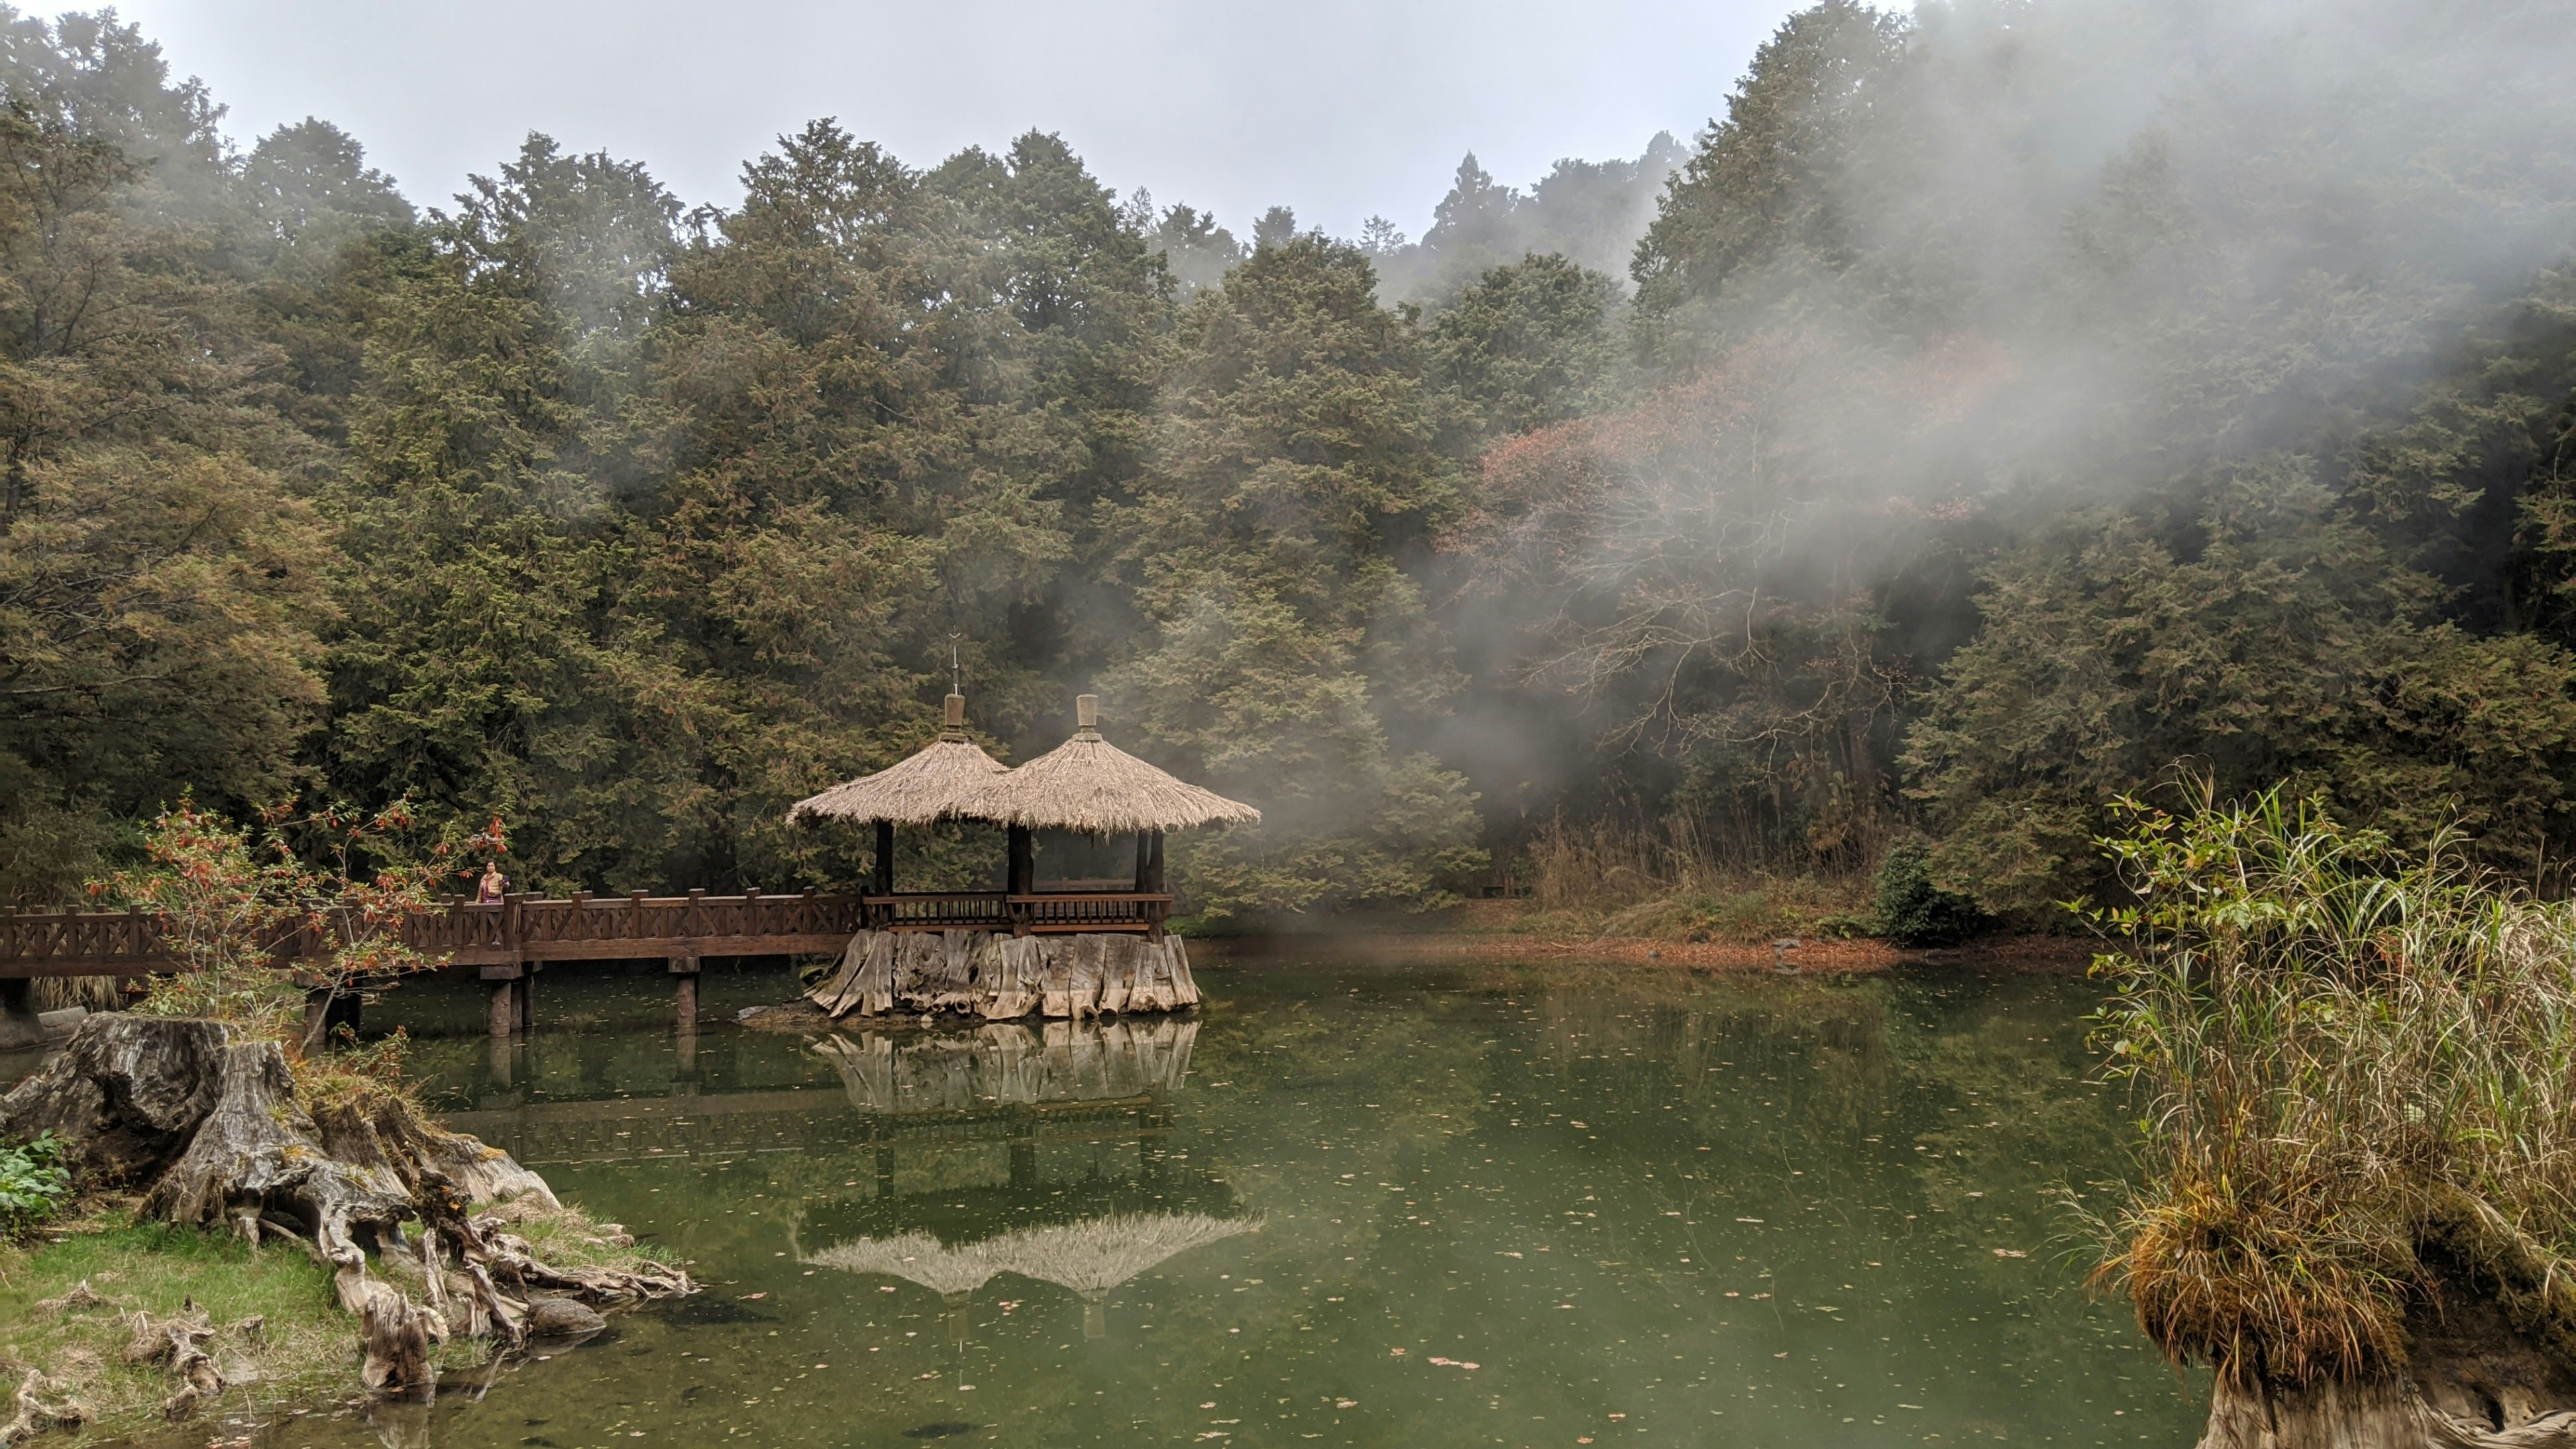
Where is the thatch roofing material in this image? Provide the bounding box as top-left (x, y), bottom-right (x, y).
top-left (963, 731), bottom-right (1259, 835)
top-left (804, 1232), bottom-right (1002, 1297)
top-left (787, 737), bottom-right (1009, 826)
top-left (985, 1212), bottom-right (1252, 1298)
top-left (802, 1212), bottom-right (1252, 1299)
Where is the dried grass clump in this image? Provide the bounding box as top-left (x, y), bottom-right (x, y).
top-left (2086, 784), bottom-right (2576, 1391)
top-left (1513, 814), bottom-right (1870, 941)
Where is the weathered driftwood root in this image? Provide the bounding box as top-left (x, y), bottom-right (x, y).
top-left (2201, 1378), bottom-right (2576, 1449)
top-left (0, 1014), bottom-right (692, 1407)
top-left (33, 1280), bottom-right (107, 1313)
top-left (122, 1311), bottom-right (224, 1420)
top-left (0, 1372), bottom-right (87, 1445)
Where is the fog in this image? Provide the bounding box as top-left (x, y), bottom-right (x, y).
top-left (109, 0), bottom-right (1798, 239)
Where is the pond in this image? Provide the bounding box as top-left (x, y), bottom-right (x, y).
top-left (136, 953), bottom-right (2206, 1446)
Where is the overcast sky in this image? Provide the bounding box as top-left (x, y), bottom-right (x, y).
top-left (107, 0), bottom-right (1799, 239)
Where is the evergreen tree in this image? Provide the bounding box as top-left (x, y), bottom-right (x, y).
top-left (1111, 235), bottom-right (1483, 916)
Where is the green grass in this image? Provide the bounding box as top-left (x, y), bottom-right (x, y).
top-left (0, 1216), bottom-right (417, 1431)
top-left (0, 1197), bottom-right (657, 1436)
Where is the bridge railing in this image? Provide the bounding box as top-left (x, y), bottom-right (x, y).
top-left (3, 883), bottom-right (1178, 977)
top-left (2, 890), bottom-right (869, 977)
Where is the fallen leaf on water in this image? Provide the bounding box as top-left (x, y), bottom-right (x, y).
top-left (1992, 1248), bottom-right (2027, 1258)
top-left (737, 1291), bottom-right (767, 1300)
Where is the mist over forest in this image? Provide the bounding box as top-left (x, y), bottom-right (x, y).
top-left (6, 0), bottom-right (2576, 924)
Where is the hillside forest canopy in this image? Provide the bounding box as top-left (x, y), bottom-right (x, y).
top-left (5, 0), bottom-right (2576, 924)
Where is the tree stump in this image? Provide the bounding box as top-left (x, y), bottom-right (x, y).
top-left (1, 1014), bottom-right (689, 1404)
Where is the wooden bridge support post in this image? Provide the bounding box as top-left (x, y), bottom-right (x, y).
top-left (303, 985), bottom-right (360, 1044)
top-left (517, 966), bottom-right (534, 1032)
top-left (486, 977), bottom-right (516, 1039)
top-left (670, 955), bottom-right (700, 1084)
top-left (1008, 1118), bottom-right (1037, 1188)
top-left (0, 977), bottom-right (42, 1050)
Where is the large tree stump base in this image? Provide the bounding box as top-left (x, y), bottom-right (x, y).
top-left (0, 1015), bottom-right (690, 1406)
top-left (803, 929), bottom-right (1199, 1021)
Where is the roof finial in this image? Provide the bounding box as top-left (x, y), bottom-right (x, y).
top-left (1075, 693), bottom-right (1100, 737)
top-left (941, 638), bottom-right (967, 739)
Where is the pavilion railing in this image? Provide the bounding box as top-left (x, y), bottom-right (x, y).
top-left (857, 891), bottom-right (1173, 934)
top-left (1016, 892), bottom-right (1173, 933)
top-left (863, 892), bottom-right (1013, 932)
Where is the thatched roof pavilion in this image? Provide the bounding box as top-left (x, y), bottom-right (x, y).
top-left (787, 693), bottom-right (1254, 936)
top-left (961, 696), bottom-right (1258, 834)
top-left (787, 694), bottom-right (1008, 826)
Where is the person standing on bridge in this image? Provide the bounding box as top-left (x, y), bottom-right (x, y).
top-left (476, 861), bottom-right (507, 904)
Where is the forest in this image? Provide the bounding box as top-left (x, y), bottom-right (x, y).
top-left (5, 0), bottom-right (2576, 926)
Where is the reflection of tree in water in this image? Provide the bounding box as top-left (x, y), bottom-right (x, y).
top-left (1485, 962), bottom-right (2139, 1377)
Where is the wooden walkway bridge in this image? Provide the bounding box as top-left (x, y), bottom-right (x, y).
top-left (0, 886), bottom-right (1173, 1042)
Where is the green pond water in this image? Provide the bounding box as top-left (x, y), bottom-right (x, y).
top-left (142, 953), bottom-right (2206, 1446)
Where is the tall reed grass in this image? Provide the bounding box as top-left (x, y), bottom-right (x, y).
top-left (1523, 815), bottom-right (1724, 912)
top-left (1514, 814), bottom-right (1872, 942)
top-left (2086, 786), bottom-right (2576, 1390)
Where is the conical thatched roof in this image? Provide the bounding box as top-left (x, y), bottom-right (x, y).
top-left (963, 697), bottom-right (1258, 835)
top-left (787, 695), bottom-right (1010, 826)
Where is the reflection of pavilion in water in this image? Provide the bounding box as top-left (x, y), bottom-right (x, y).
top-left (443, 1017), bottom-right (1199, 1173)
top-left (443, 1018), bottom-right (1250, 1340)
top-left (798, 1018), bottom-right (1251, 1340)
top-left (804, 1211), bottom-right (1252, 1339)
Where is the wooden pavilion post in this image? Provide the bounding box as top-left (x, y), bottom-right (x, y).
top-left (1142, 828), bottom-right (1167, 940)
top-left (1008, 825), bottom-right (1033, 936)
top-left (872, 820), bottom-right (894, 929)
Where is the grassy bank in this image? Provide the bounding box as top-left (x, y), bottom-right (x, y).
top-left (0, 1197), bottom-right (659, 1438)
top-left (1431, 818), bottom-right (1992, 948)
top-left (1456, 875), bottom-right (1877, 944)
top-left (2086, 787), bottom-right (2576, 1392)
